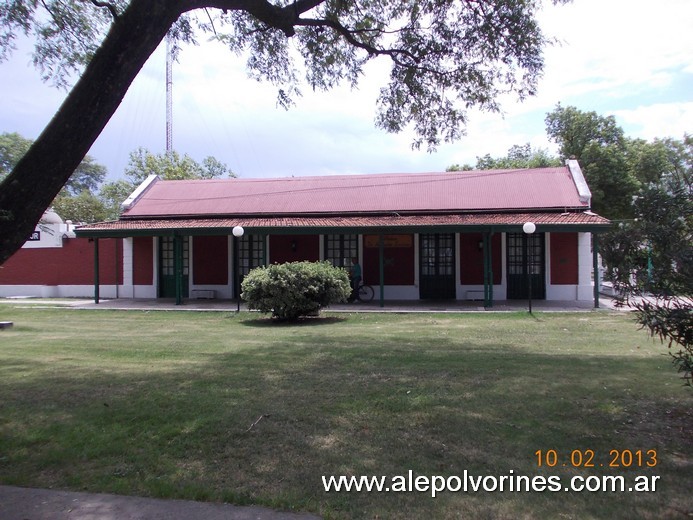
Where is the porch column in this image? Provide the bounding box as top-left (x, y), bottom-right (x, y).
top-left (593, 233), bottom-right (600, 309)
top-left (174, 234), bottom-right (183, 305)
top-left (488, 233), bottom-right (494, 307)
top-left (93, 238), bottom-right (100, 304)
top-left (378, 233), bottom-right (385, 308)
top-left (483, 232), bottom-right (493, 308)
top-left (122, 237), bottom-right (134, 298)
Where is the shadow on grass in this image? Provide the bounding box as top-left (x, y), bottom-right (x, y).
top-left (0, 310), bottom-right (691, 519)
top-left (240, 316), bottom-right (349, 327)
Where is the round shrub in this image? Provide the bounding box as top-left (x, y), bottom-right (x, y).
top-left (241, 261), bottom-right (351, 321)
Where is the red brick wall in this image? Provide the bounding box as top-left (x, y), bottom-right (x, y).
top-left (550, 233), bottom-right (579, 285)
top-left (459, 233), bottom-right (502, 285)
top-left (363, 234), bottom-right (415, 285)
top-left (0, 238), bottom-right (122, 285)
top-left (193, 235), bottom-right (228, 285)
top-left (269, 235), bottom-right (320, 264)
top-left (133, 237), bottom-right (154, 285)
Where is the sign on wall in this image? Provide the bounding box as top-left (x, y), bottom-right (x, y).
top-left (364, 235), bottom-right (413, 248)
top-left (22, 226), bottom-right (63, 249)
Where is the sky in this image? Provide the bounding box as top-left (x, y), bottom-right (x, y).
top-left (1, 0), bottom-right (692, 183)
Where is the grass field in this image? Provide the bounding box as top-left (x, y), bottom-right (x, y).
top-left (0, 306), bottom-right (690, 519)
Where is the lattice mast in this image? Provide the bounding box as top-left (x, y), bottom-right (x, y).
top-left (165, 34), bottom-right (173, 152)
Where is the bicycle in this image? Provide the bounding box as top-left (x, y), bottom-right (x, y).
top-left (356, 281), bottom-right (374, 302)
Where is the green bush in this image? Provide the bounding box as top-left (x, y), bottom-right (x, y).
top-left (241, 261), bottom-right (351, 321)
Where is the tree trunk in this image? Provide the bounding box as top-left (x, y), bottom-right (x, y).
top-left (0, 0), bottom-right (183, 264)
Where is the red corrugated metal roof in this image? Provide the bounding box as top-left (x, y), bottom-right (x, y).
top-left (78, 212), bottom-right (610, 236)
top-left (121, 168), bottom-right (589, 219)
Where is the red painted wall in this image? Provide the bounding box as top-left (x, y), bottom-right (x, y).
top-left (269, 235), bottom-right (320, 264)
top-left (193, 235), bottom-right (228, 285)
top-left (459, 233), bottom-right (502, 285)
top-left (363, 234), bottom-right (415, 285)
top-left (0, 238), bottom-right (122, 285)
top-left (550, 233), bottom-right (579, 285)
top-left (133, 237), bottom-right (153, 285)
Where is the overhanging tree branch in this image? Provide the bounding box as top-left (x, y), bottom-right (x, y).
top-left (0, 0), bottom-right (557, 264)
top-left (296, 17), bottom-right (420, 66)
top-left (88, 0), bottom-right (119, 20)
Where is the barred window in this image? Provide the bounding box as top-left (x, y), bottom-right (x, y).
top-left (325, 234), bottom-right (358, 268)
top-left (160, 236), bottom-right (189, 275)
top-left (238, 234), bottom-right (265, 276)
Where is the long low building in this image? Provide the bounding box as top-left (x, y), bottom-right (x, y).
top-left (0, 161), bottom-right (610, 307)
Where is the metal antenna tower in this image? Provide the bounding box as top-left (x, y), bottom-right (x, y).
top-left (165, 35), bottom-right (173, 152)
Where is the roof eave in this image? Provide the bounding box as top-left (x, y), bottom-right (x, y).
top-left (119, 205), bottom-right (591, 221)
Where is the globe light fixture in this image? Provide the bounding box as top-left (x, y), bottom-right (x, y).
top-left (523, 222), bottom-right (536, 314)
top-left (522, 221), bottom-right (536, 235)
top-left (233, 226), bottom-right (245, 311)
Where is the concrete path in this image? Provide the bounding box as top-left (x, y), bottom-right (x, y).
top-left (0, 296), bottom-right (621, 313)
top-left (0, 485), bottom-right (320, 520)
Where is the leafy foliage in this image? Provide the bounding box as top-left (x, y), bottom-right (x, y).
top-left (0, 132), bottom-right (32, 178)
top-left (447, 143), bottom-right (560, 171)
top-left (602, 171), bottom-right (692, 386)
top-left (1, 131), bottom-right (235, 223)
top-left (51, 191), bottom-right (109, 224)
top-left (97, 179), bottom-right (136, 221)
top-left (0, 0), bottom-right (573, 263)
top-left (123, 147), bottom-right (235, 184)
top-left (545, 103), bottom-right (625, 159)
top-left (241, 261), bottom-right (351, 321)
top-left (0, 132), bottom-right (105, 193)
top-left (634, 299), bottom-right (693, 386)
top-left (454, 106), bottom-right (691, 386)
top-left (0, 0), bottom-right (569, 151)
top-left (544, 104), bottom-right (638, 220)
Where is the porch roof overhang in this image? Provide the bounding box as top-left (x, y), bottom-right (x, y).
top-left (76, 211), bottom-right (611, 238)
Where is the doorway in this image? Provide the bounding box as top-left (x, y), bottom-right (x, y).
top-left (159, 236), bottom-right (189, 298)
top-left (506, 232), bottom-right (546, 299)
top-left (419, 233), bottom-right (456, 299)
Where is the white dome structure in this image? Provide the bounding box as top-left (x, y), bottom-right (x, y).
top-left (41, 208), bottom-right (64, 224)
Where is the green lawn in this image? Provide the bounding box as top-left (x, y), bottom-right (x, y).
top-left (0, 307), bottom-right (690, 519)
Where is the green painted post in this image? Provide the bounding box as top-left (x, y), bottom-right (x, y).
top-left (379, 234), bottom-right (385, 308)
top-left (93, 238), bottom-right (100, 304)
top-left (487, 233), bottom-right (494, 308)
top-left (263, 235), bottom-right (268, 266)
top-left (174, 234), bottom-right (182, 305)
top-left (482, 233), bottom-right (490, 308)
top-left (593, 233), bottom-right (600, 309)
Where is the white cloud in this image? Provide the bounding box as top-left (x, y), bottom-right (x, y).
top-left (1, 0), bottom-right (691, 180)
top-left (536, 0), bottom-right (693, 103)
top-left (613, 102), bottom-right (693, 140)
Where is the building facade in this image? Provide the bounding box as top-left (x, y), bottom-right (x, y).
top-left (0, 162), bottom-right (610, 307)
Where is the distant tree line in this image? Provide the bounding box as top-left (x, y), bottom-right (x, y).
top-left (0, 133), bottom-right (235, 224)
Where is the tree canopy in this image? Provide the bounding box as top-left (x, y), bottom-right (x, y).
top-left (1, 131), bottom-right (235, 223)
top-left (124, 147), bottom-right (235, 184)
top-left (544, 103), bottom-right (638, 220)
top-left (0, 0), bottom-right (569, 264)
top-left (449, 108), bottom-right (691, 384)
top-left (447, 143), bottom-right (560, 171)
top-left (0, 131), bottom-right (106, 195)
